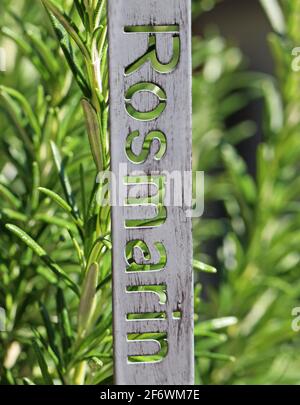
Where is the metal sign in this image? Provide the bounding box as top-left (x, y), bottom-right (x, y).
top-left (108, 0), bottom-right (193, 385)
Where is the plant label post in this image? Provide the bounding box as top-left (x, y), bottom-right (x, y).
top-left (108, 0), bottom-right (193, 385)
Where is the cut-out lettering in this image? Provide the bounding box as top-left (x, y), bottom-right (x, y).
top-left (126, 285), bottom-right (167, 305)
top-left (125, 130), bottom-right (167, 164)
top-left (125, 33), bottom-right (180, 75)
top-left (124, 175), bottom-right (167, 228)
top-left (108, 0), bottom-right (193, 384)
top-left (125, 240), bottom-right (167, 272)
top-left (127, 333), bottom-right (168, 363)
top-left (125, 82), bottom-right (166, 121)
top-left (124, 25), bottom-right (179, 33)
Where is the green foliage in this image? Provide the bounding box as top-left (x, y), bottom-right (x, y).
top-left (1, 0), bottom-right (299, 386)
top-left (0, 0), bottom-right (111, 385)
top-left (0, 0), bottom-right (226, 385)
top-left (193, 0), bottom-right (300, 384)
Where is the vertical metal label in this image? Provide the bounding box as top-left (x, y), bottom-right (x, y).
top-left (108, 0), bottom-right (193, 385)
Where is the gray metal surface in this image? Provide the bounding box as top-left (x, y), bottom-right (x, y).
top-left (108, 0), bottom-right (193, 385)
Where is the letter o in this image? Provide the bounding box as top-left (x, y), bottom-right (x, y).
top-left (125, 82), bottom-right (167, 121)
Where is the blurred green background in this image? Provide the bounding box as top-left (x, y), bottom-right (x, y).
top-left (1, 0), bottom-right (300, 385)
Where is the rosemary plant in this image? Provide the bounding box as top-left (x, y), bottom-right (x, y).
top-left (194, 0), bottom-right (300, 384)
top-left (0, 0), bottom-right (112, 385)
top-left (2, 0), bottom-right (292, 386)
